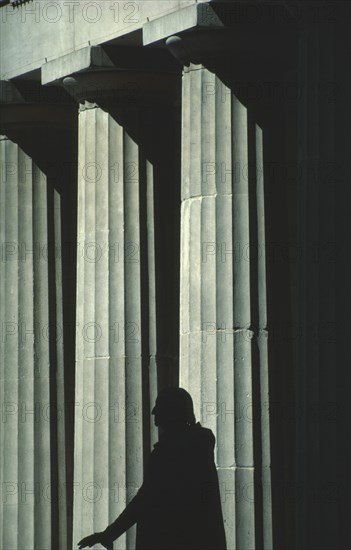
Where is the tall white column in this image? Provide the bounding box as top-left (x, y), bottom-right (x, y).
top-left (0, 83), bottom-right (78, 549)
top-left (68, 68), bottom-right (179, 550)
top-left (179, 64), bottom-right (272, 550)
top-left (0, 137), bottom-right (53, 550)
top-left (73, 103), bottom-right (144, 550)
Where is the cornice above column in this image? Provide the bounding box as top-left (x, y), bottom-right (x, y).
top-left (42, 45), bottom-right (115, 86)
top-left (42, 45), bottom-right (180, 106)
top-left (143, 1), bottom-right (297, 69)
top-left (143, 2), bottom-right (224, 46)
top-left (165, 30), bottom-right (239, 67)
top-left (0, 80), bottom-right (76, 133)
top-left (62, 68), bottom-right (179, 105)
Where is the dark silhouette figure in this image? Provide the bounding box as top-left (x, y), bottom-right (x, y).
top-left (78, 387), bottom-right (227, 550)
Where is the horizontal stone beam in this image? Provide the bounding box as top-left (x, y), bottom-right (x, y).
top-left (42, 45), bottom-right (115, 85)
top-left (143, 2), bottom-right (223, 46)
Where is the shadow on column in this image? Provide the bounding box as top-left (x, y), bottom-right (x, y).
top-left (97, 89), bottom-right (182, 457)
top-left (199, 34), bottom-right (298, 549)
top-left (3, 97), bottom-right (78, 550)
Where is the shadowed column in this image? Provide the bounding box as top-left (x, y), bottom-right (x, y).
top-left (0, 137), bottom-right (52, 550)
top-left (179, 63), bottom-right (272, 550)
top-left (0, 84), bottom-right (77, 550)
top-left (64, 68), bottom-right (180, 550)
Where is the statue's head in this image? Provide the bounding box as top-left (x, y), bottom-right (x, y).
top-left (152, 387), bottom-right (196, 430)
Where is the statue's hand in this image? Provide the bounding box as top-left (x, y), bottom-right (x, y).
top-left (78, 531), bottom-right (113, 549)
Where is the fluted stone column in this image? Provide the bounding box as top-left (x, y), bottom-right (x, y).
top-left (65, 69), bottom-right (179, 550)
top-left (73, 101), bottom-right (144, 550)
top-left (179, 64), bottom-right (272, 550)
top-left (0, 137), bottom-right (62, 549)
top-left (0, 83), bottom-right (77, 549)
top-left (255, 125), bottom-right (272, 550)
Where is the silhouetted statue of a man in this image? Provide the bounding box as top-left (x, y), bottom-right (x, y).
top-left (78, 387), bottom-right (227, 550)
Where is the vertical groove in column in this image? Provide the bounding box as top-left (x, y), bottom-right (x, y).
top-left (33, 156), bottom-right (52, 549)
top-left (232, 96), bottom-right (251, 328)
top-left (179, 196), bottom-right (190, 390)
top-left (18, 152), bottom-right (32, 548)
top-left (180, 66), bottom-right (191, 390)
top-left (73, 104), bottom-right (147, 550)
top-left (18, 146), bottom-right (35, 549)
top-left (215, 78), bottom-right (234, 480)
top-left (52, 186), bottom-right (67, 549)
top-left (200, 70), bottom-right (217, 439)
top-left (0, 138), bottom-right (52, 550)
top-left (232, 95), bottom-right (255, 550)
top-left (256, 124), bottom-right (273, 550)
top-left (73, 107), bottom-right (86, 545)
top-left (1, 138), bottom-right (20, 550)
top-left (145, 148), bottom-right (158, 448)
top-left (94, 108), bottom-right (110, 534)
top-left (188, 70), bottom-right (202, 415)
top-left (124, 117), bottom-right (143, 550)
top-left (83, 105), bottom-right (96, 537)
top-left (108, 112), bottom-right (126, 550)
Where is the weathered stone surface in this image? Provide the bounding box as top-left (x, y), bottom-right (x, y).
top-left (0, 1), bottom-right (206, 80)
top-left (42, 45), bottom-right (115, 85)
top-left (0, 138), bottom-right (54, 550)
top-left (73, 105), bottom-right (144, 550)
top-left (71, 67), bottom-right (180, 544)
top-left (143, 2), bottom-right (223, 45)
top-left (179, 63), bottom-right (272, 549)
top-left (0, 78), bottom-right (78, 550)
